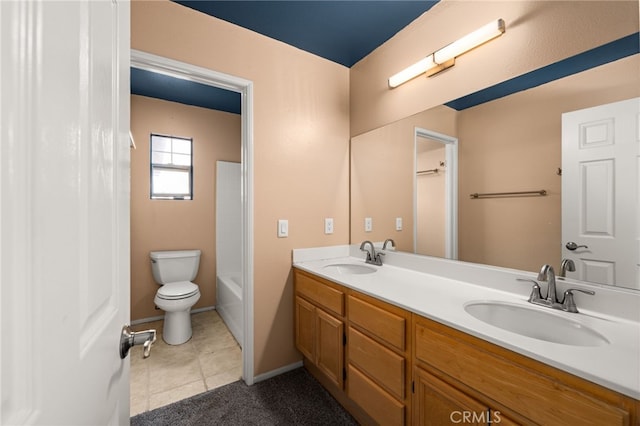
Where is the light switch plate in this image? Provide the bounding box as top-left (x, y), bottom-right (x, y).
top-left (277, 219), bottom-right (288, 238)
top-left (396, 217), bottom-right (403, 231)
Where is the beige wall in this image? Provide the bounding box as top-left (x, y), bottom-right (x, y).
top-left (351, 106), bottom-right (457, 250)
top-left (132, 1), bottom-right (350, 375)
top-left (130, 95), bottom-right (241, 321)
top-left (350, 0), bottom-right (639, 136)
top-left (457, 56), bottom-right (640, 272)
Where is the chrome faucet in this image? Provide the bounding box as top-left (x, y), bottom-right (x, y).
top-left (538, 264), bottom-right (559, 304)
top-left (382, 238), bottom-right (396, 250)
top-left (359, 240), bottom-right (383, 266)
top-left (559, 258), bottom-right (576, 278)
top-left (517, 263), bottom-right (595, 313)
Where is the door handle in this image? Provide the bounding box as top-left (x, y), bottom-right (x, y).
top-left (120, 325), bottom-right (156, 359)
top-left (565, 241), bottom-right (588, 251)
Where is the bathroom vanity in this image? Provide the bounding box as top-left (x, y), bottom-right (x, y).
top-left (293, 246), bottom-right (640, 425)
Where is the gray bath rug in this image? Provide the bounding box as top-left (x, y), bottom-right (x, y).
top-left (130, 367), bottom-right (358, 425)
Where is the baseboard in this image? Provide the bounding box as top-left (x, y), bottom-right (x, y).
top-left (130, 306), bottom-right (216, 326)
top-left (192, 306), bottom-right (216, 315)
top-left (252, 360), bottom-right (304, 384)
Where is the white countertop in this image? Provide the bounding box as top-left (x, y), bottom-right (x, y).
top-left (292, 245), bottom-right (640, 400)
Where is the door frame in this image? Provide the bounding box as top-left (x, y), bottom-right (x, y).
top-left (130, 50), bottom-right (255, 384)
top-left (414, 127), bottom-right (458, 259)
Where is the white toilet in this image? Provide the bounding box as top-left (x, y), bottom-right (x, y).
top-left (150, 249), bottom-right (202, 345)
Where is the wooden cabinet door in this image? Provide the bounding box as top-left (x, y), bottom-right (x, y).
top-left (316, 309), bottom-right (344, 389)
top-left (414, 367), bottom-right (490, 426)
top-left (295, 296), bottom-right (316, 362)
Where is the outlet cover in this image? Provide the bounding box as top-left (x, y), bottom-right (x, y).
top-left (324, 218), bottom-right (334, 234)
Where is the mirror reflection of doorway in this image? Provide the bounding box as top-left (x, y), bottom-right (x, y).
top-left (414, 128), bottom-right (458, 259)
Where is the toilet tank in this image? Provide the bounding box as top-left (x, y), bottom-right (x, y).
top-left (150, 250), bottom-right (201, 284)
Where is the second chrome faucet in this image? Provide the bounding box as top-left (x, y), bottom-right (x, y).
top-left (519, 264), bottom-right (595, 313)
top-left (359, 240), bottom-right (384, 266)
top-left (360, 239), bottom-right (396, 266)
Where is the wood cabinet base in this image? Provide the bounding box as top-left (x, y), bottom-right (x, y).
top-left (303, 359), bottom-right (376, 425)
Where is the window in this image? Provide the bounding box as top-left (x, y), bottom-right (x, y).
top-left (150, 134), bottom-right (193, 200)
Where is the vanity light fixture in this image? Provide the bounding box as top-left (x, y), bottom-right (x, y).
top-left (388, 18), bottom-right (505, 88)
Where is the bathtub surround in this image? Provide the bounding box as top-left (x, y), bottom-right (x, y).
top-left (130, 367), bottom-right (357, 426)
top-left (130, 95), bottom-right (241, 322)
top-left (216, 161), bottom-right (244, 346)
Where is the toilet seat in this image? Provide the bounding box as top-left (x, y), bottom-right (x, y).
top-left (156, 281), bottom-right (199, 300)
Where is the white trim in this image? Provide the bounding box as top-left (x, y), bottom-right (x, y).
top-left (130, 49), bottom-right (255, 385)
top-left (414, 127), bottom-right (458, 260)
top-left (252, 361), bottom-right (304, 384)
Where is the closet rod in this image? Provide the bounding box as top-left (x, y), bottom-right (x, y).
top-left (470, 189), bottom-right (547, 199)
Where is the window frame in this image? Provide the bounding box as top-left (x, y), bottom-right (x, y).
top-left (149, 133), bottom-right (194, 200)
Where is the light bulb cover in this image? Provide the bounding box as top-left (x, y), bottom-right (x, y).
top-left (388, 54), bottom-right (436, 88)
top-left (387, 18), bottom-right (505, 88)
top-left (434, 19), bottom-right (505, 64)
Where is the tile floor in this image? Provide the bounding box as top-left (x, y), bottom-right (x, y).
top-left (129, 310), bottom-right (242, 417)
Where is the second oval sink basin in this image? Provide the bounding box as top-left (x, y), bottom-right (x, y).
top-left (322, 263), bottom-right (377, 275)
top-left (464, 301), bottom-right (609, 347)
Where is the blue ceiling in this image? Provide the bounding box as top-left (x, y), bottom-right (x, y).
top-left (131, 68), bottom-right (241, 114)
top-left (445, 33), bottom-right (639, 111)
top-left (130, 1), bottom-right (639, 115)
top-left (174, 1), bottom-right (439, 68)
top-left (131, 1), bottom-right (439, 114)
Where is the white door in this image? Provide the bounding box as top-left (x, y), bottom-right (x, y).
top-left (562, 98), bottom-right (639, 289)
top-left (1, 1), bottom-right (131, 425)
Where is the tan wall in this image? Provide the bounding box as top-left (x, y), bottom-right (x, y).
top-left (130, 95), bottom-right (241, 321)
top-left (350, 106), bottom-right (457, 251)
top-left (132, 1), bottom-right (350, 375)
top-left (350, 0), bottom-right (639, 136)
top-left (457, 56), bottom-right (640, 272)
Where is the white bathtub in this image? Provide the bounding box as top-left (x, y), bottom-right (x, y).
top-left (216, 273), bottom-right (243, 347)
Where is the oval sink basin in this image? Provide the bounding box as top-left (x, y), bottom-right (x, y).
top-left (464, 301), bottom-right (609, 347)
top-left (322, 263), bottom-right (377, 275)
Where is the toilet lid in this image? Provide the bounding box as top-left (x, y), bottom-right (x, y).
top-left (157, 281), bottom-right (199, 300)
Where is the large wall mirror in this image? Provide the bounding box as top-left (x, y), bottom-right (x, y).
top-left (350, 55), bottom-right (639, 290)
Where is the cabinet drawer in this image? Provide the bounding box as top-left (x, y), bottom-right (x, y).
top-left (348, 327), bottom-right (405, 400)
top-left (296, 271), bottom-right (344, 316)
top-left (415, 319), bottom-right (630, 425)
top-left (348, 365), bottom-right (404, 426)
top-left (415, 367), bottom-right (490, 426)
top-left (349, 295), bottom-right (405, 351)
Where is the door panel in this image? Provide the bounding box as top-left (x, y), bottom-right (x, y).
top-left (562, 98), bottom-right (639, 288)
top-left (1, 1), bottom-right (130, 424)
top-left (295, 296), bottom-right (316, 362)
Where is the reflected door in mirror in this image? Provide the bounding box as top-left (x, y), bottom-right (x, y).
top-left (562, 97), bottom-right (639, 289)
